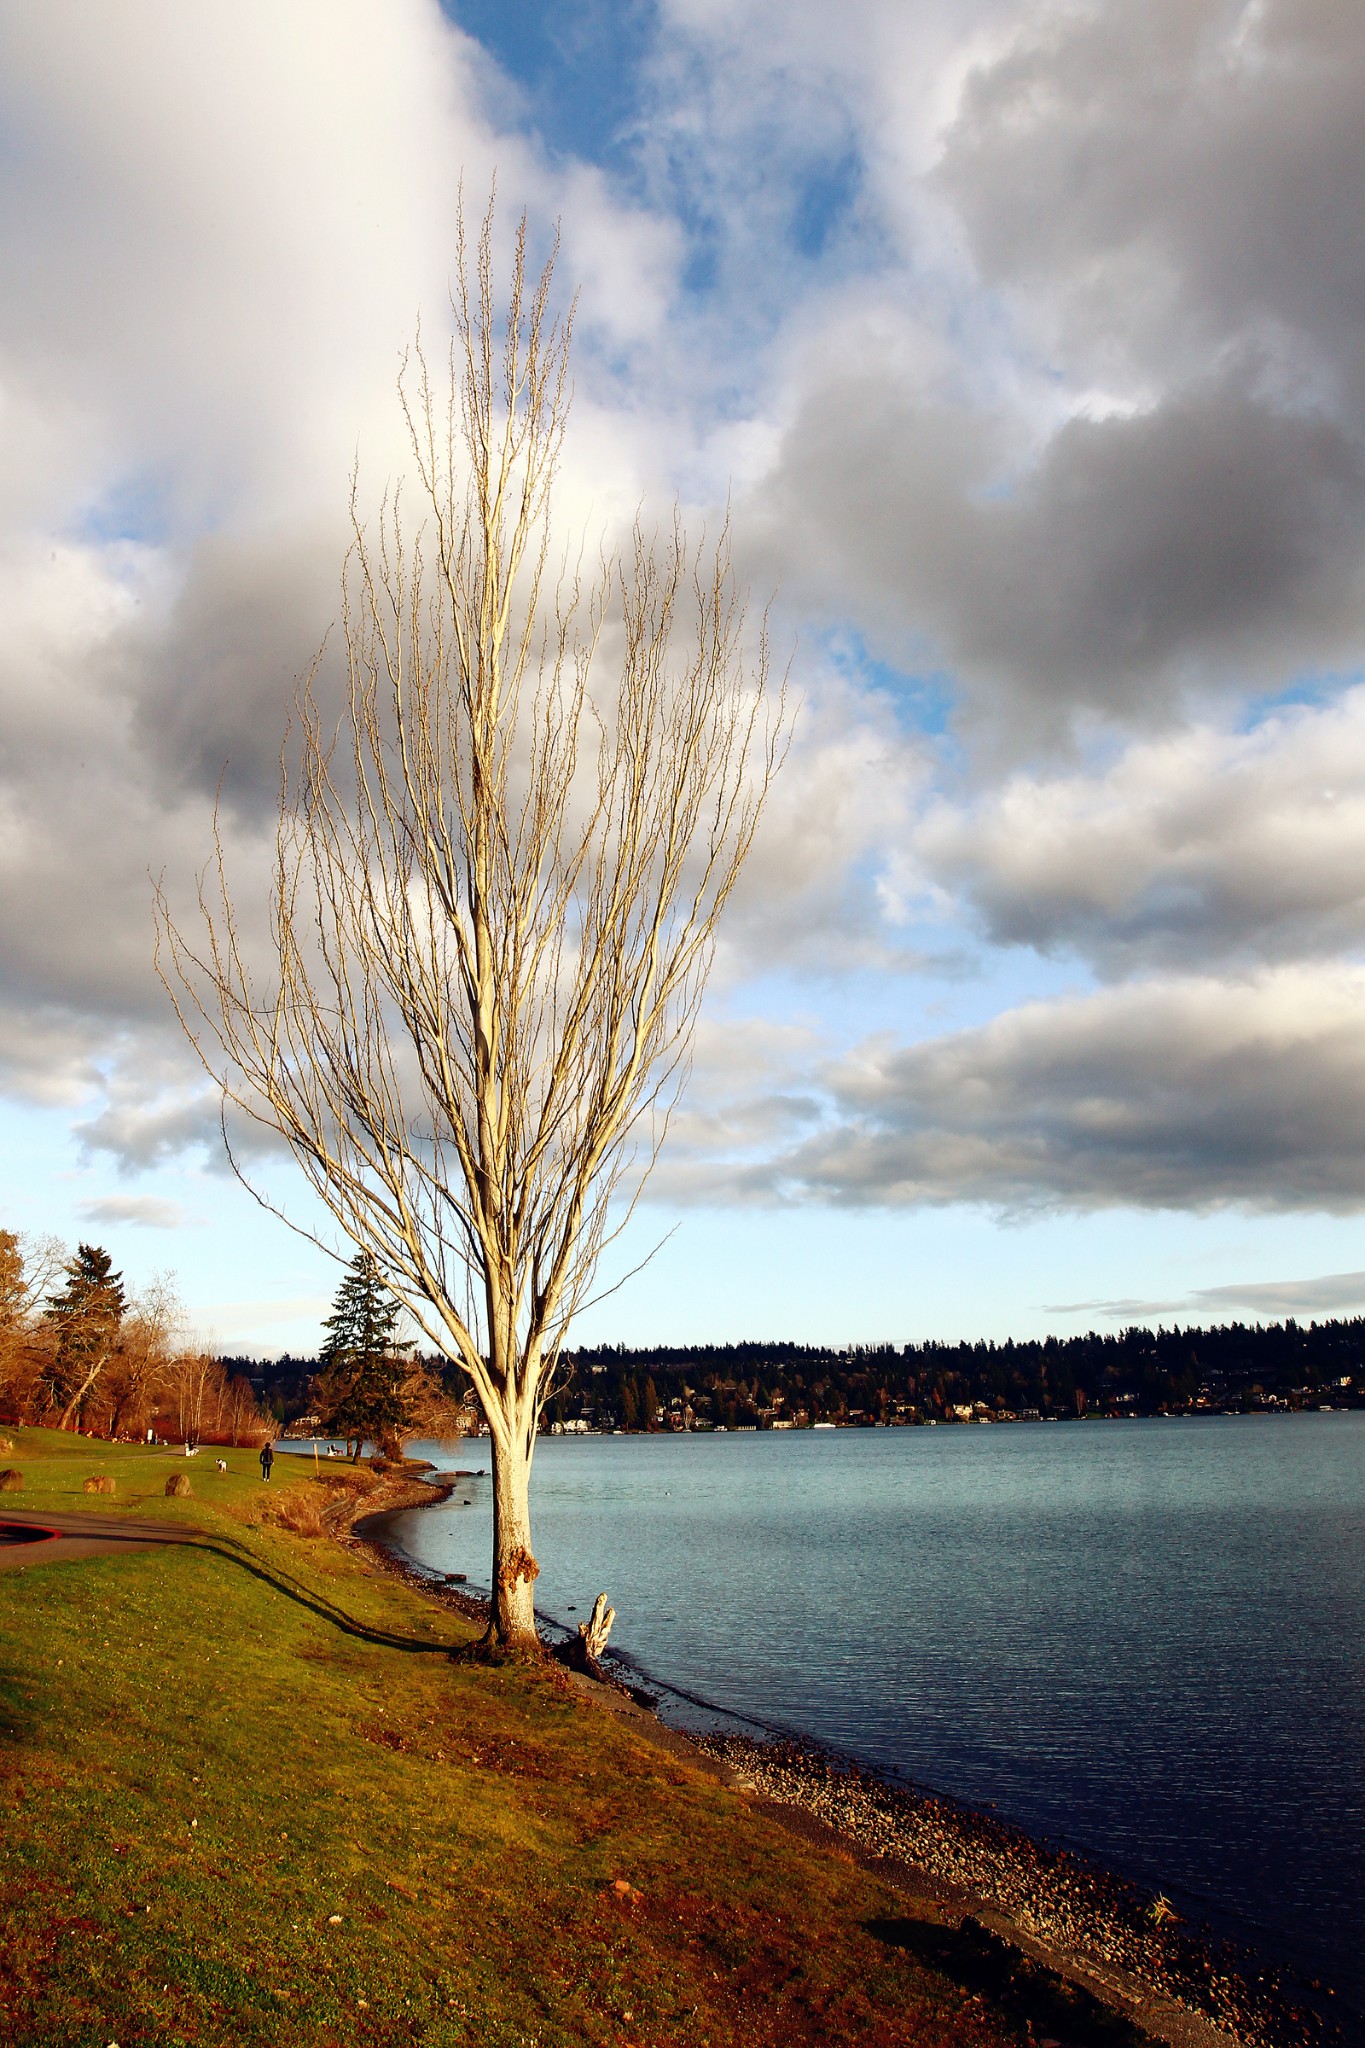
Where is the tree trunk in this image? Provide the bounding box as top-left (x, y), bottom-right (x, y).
top-left (58, 1352), bottom-right (108, 1433)
top-left (488, 1432), bottom-right (539, 1650)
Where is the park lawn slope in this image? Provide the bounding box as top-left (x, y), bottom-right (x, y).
top-left (0, 1428), bottom-right (1111, 2048)
top-left (0, 1424), bottom-right (331, 1522)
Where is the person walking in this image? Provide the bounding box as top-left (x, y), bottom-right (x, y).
top-left (259, 1442), bottom-right (275, 1482)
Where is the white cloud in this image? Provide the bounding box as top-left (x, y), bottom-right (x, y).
top-left (0, 0), bottom-right (690, 1087)
top-left (664, 964), bottom-right (1365, 1214)
top-left (77, 1193), bottom-right (191, 1231)
top-left (194, 1294), bottom-right (332, 1344)
top-left (1187, 1269), bottom-right (1365, 1317)
top-left (8, 0), bottom-right (1365, 1292)
top-left (1047, 1269), bottom-right (1365, 1321)
top-left (914, 687), bottom-right (1365, 972)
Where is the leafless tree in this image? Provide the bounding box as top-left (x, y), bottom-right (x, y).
top-left (156, 197), bottom-right (786, 1650)
top-left (169, 1348), bottom-right (218, 1448)
top-left (103, 1274), bottom-right (182, 1439)
top-left (0, 1229), bottom-right (63, 1421)
top-left (225, 1372), bottom-right (260, 1447)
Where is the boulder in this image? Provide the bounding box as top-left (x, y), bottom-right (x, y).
top-left (0, 1468), bottom-right (22, 1491)
top-left (165, 1473), bottom-right (193, 1498)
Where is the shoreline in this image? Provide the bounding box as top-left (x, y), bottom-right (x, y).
top-left (697, 1736), bottom-right (1343, 2048)
top-left (355, 1492), bottom-right (1351, 2048)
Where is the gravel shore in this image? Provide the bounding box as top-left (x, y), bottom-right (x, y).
top-left (697, 1735), bottom-right (1347, 2048)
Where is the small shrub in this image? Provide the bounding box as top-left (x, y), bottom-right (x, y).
top-left (0, 1468), bottom-right (22, 1491)
top-left (165, 1473), bottom-right (193, 1498)
top-left (322, 1465), bottom-right (381, 1495)
top-left (265, 1485), bottom-right (329, 1537)
top-left (83, 1475), bottom-right (116, 1495)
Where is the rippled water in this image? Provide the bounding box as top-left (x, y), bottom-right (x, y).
top-left (377, 1415), bottom-right (1365, 2010)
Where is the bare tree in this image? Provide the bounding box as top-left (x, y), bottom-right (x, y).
top-left (225, 1371), bottom-right (263, 1448)
top-left (156, 198), bottom-right (785, 1650)
top-left (103, 1274), bottom-right (182, 1440)
top-left (169, 1348), bottom-right (219, 1448)
top-left (0, 1229), bottom-right (63, 1423)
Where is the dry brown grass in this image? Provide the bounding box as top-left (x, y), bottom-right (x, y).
top-left (261, 1483), bottom-right (330, 1537)
top-left (316, 1463), bottom-right (381, 1495)
top-left (256, 1461), bottom-right (395, 1537)
top-left (277, 1490), bottom-right (328, 1536)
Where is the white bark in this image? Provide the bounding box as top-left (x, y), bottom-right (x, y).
top-left (579, 1593), bottom-right (615, 1661)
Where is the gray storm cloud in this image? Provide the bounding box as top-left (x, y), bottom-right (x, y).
top-left (753, 373), bottom-right (1365, 716)
top-left (741, 0), bottom-right (1365, 722)
top-left (940, 0), bottom-right (1365, 407)
top-left (721, 968), bottom-right (1365, 1213)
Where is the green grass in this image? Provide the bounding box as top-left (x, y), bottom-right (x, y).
top-left (0, 1425), bottom-right (275, 1518)
top-left (0, 1426), bottom-right (1082, 2047)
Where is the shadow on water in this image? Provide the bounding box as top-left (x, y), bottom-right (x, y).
top-left (865, 1915), bottom-right (1147, 2048)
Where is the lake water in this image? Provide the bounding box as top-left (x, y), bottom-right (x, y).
top-left (376, 1415), bottom-right (1365, 2014)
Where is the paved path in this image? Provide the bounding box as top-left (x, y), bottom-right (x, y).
top-left (0, 1509), bottom-right (200, 1572)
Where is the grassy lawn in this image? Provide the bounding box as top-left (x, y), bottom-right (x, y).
top-left (0, 1427), bottom-right (1070, 2047)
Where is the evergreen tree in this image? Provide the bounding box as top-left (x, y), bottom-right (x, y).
top-left (314, 1251), bottom-right (412, 1459)
top-left (45, 1243), bottom-right (126, 1431)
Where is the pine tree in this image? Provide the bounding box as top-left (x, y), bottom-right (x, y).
top-left (314, 1251), bottom-right (412, 1459)
top-left (45, 1243), bottom-right (126, 1431)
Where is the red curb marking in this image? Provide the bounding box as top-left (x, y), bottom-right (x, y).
top-left (0, 1521), bottom-right (64, 1546)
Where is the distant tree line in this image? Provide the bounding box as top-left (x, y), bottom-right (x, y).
top-left (550, 1320), bottom-right (1365, 1430)
top-left (10, 1225), bottom-right (1359, 1446)
top-left (224, 1314), bottom-right (1364, 1435)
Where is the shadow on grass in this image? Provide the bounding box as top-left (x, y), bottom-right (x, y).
top-left (179, 1537), bottom-right (461, 1655)
top-left (12, 1521), bottom-right (458, 1659)
top-left (865, 1914), bottom-right (1148, 2047)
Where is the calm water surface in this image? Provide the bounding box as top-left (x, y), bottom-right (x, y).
top-left (381, 1416), bottom-right (1365, 2008)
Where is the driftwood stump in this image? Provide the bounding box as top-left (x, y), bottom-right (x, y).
top-left (0, 1469), bottom-right (22, 1491)
top-left (165, 1473), bottom-right (193, 1498)
top-left (559, 1592), bottom-right (617, 1678)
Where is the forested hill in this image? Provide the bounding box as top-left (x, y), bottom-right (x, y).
top-left (555, 1319), bottom-right (1365, 1430)
top-left (226, 1317), bottom-right (1365, 1429)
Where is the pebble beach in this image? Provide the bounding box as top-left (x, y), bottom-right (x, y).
top-left (695, 1734), bottom-right (1348, 2048)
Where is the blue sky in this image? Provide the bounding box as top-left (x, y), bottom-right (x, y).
top-left (4, 0), bottom-right (1365, 1353)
